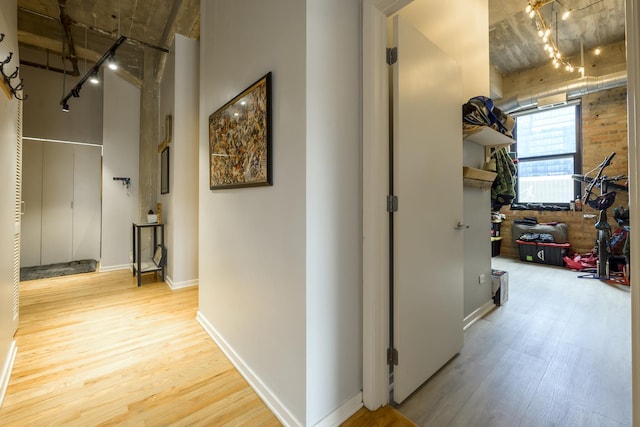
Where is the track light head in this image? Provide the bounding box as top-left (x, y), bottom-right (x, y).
top-left (89, 71), bottom-right (100, 85)
top-left (107, 55), bottom-right (118, 70)
top-left (62, 102), bottom-right (70, 112)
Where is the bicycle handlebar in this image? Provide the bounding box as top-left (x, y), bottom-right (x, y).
top-left (583, 152), bottom-right (617, 204)
top-left (602, 152), bottom-right (616, 168)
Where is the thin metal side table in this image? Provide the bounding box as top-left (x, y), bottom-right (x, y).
top-left (132, 222), bottom-right (165, 287)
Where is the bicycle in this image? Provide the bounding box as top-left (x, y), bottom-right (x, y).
top-left (572, 152), bottom-right (629, 281)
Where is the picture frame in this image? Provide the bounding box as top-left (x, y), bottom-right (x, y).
top-left (209, 72), bottom-right (272, 189)
top-left (152, 245), bottom-right (164, 267)
top-left (161, 146), bottom-right (169, 194)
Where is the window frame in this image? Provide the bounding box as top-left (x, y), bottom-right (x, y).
top-left (512, 101), bottom-right (583, 206)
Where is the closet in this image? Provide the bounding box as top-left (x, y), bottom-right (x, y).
top-left (21, 140), bottom-right (101, 267)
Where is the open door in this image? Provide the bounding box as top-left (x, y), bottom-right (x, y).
top-left (390, 15), bottom-right (464, 404)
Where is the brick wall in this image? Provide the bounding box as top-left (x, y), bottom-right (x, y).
top-left (498, 86), bottom-right (629, 259)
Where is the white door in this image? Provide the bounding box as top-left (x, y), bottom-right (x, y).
top-left (41, 143), bottom-right (74, 265)
top-left (72, 144), bottom-right (101, 261)
top-left (21, 140), bottom-right (43, 267)
top-left (391, 15), bottom-right (464, 404)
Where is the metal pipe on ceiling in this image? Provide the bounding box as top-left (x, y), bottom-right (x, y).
top-left (495, 70), bottom-right (628, 113)
top-left (58, 0), bottom-right (80, 76)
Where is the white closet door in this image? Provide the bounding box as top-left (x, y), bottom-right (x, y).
top-left (20, 140), bottom-right (43, 267)
top-left (391, 15), bottom-right (464, 404)
top-left (72, 144), bottom-right (101, 261)
top-left (41, 143), bottom-right (74, 265)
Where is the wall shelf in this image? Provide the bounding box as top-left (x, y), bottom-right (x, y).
top-left (463, 126), bottom-right (514, 148)
top-left (463, 166), bottom-right (496, 190)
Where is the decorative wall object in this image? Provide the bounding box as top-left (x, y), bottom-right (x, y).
top-left (158, 115), bottom-right (172, 153)
top-left (0, 33), bottom-right (26, 101)
top-left (208, 72), bottom-right (272, 190)
top-left (161, 146), bottom-right (170, 194)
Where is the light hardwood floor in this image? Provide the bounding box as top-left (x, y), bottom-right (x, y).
top-left (0, 271), bottom-right (280, 426)
top-left (397, 257), bottom-right (631, 427)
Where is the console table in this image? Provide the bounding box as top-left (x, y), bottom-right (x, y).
top-left (132, 222), bottom-right (165, 287)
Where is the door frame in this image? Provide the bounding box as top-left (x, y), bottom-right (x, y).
top-left (363, 0), bottom-right (639, 415)
top-left (625, 0), bottom-right (640, 424)
top-left (361, 0), bottom-right (412, 409)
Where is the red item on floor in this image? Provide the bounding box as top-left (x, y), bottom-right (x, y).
top-left (564, 251), bottom-right (598, 270)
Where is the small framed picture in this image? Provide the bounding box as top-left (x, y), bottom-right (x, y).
top-left (153, 245), bottom-right (164, 267)
top-left (161, 146), bottom-right (170, 194)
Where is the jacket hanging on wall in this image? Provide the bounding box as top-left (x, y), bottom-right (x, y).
top-left (491, 147), bottom-right (517, 211)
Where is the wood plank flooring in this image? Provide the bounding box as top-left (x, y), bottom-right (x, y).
top-left (0, 271), bottom-right (280, 426)
top-left (397, 257), bottom-right (631, 427)
top-left (0, 258), bottom-right (630, 426)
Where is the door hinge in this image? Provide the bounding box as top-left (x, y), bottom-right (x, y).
top-left (387, 347), bottom-right (398, 366)
top-left (387, 195), bottom-right (398, 213)
top-left (386, 47), bottom-right (397, 65)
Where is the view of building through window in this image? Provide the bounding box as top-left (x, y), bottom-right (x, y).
top-left (515, 104), bottom-right (580, 204)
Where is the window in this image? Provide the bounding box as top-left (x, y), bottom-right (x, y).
top-left (515, 104), bottom-right (581, 204)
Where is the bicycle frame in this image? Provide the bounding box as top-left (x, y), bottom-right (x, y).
top-left (575, 152), bottom-right (628, 279)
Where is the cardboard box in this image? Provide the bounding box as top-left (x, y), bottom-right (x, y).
top-left (491, 269), bottom-right (508, 306)
top-left (516, 240), bottom-right (571, 266)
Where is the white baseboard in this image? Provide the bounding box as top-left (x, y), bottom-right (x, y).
top-left (196, 311), bottom-right (302, 427)
top-left (463, 300), bottom-right (496, 331)
top-left (0, 341), bottom-right (17, 407)
top-left (99, 263), bottom-right (132, 273)
top-left (313, 392), bottom-right (363, 427)
top-left (166, 277), bottom-right (198, 290)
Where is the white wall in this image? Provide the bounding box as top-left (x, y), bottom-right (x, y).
top-left (398, 0), bottom-right (489, 100)
top-left (199, 0), bottom-right (307, 424)
top-left (0, 0), bottom-right (19, 405)
top-left (21, 63), bottom-right (103, 145)
top-left (170, 34), bottom-right (199, 287)
top-left (306, 0), bottom-right (362, 424)
top-left (159, 41), bottom-right (175, 280)
top-left (199, 1), bottom-right (362, 423)
top-left (101, 72), bottom-right (140, 270)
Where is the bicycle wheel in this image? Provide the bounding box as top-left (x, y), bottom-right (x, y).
top-left (597, 230), bottom-right (609, 279)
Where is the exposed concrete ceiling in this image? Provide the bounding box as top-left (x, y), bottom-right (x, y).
top-left (16, 0), bottom-right (200, 85)
top-left (489, 0), bottom-right (626, 76)
top-left (14, 1), bottom-right (625, 83)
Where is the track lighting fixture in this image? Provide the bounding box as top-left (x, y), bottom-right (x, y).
top-left (107, 55), bottom-right (118, 71)
top-left (60, 36), bottom-right (126, 112)
top-left (89, 71), bottom-right (99, 85)
top-left (525, 0), bottom-right (583, 75)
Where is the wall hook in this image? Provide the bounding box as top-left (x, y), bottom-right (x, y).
top-left (0, 51), bottom-right (12, 67)
top-left (113, 177), bottom-right (131, 189)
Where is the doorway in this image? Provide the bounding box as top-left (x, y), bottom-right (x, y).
top-left (361, 0), bottom-right (638, 420)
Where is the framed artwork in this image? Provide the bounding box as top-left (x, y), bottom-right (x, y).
top-left (209, 72), bottom-right (272, 189)
top-left (161, 146), bottom-right (169, 194)
top-left (153, 245), bottom-right (164, 267)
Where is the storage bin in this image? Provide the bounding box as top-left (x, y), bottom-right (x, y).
top-left (491, 269), bottom-right (508, 306)
top-left (516, 240), bottom-right (570, 266)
